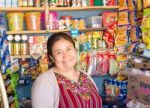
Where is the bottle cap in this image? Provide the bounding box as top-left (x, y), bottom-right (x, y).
top-left (7, 35), bottom-right (13, 41)
top-left (21, 35), bottom-right (28, 41)
top-left (14, 35), bottom-right (21, 41)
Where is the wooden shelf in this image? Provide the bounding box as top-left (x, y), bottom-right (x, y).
top-left (11, 55), bottom-right (30, 59)
top-left (0, 6), bottom-right (118, 12)
top-left (49, 6), bottom-right (118, 11)
top-left (6, 28), bottom-right (107, 34)
top-left (0, 7), bottom-right (45, 11)
top-left (6, 30), bottom-right (48, 34)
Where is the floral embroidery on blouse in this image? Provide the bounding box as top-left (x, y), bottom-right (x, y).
top-left (55, 72), bottom-right (93, 100)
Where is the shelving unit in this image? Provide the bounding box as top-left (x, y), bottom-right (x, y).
top-left (0, 5), bottom-right (118, 35)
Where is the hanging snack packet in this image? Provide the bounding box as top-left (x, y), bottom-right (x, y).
top-left (127, 0), bottom-right (136, 11)
top-left (130, 26), bottom-right (140, 42)
top-left (118, 0), bottom-right (128, 8)
top-left (129, 11), bottom-right (137, 26)
top-left (136, 0), bottom-right (143, 11)
top-left (109, 51), bottom-right (118, 75)
top-left (118, 10), bottom-right (130, 26)
top-left (143, 0), bottom-right (150, 9)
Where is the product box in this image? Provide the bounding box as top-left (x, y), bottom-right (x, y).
top-left (127, 73), bottom-right (150, 105)
top-left (102, 12), bottom-right (118, 27)
top-left (0, 0), bottom-right (5, 7)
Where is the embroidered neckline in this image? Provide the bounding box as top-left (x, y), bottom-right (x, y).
top-left (55, 72), bottom-right (92, 100)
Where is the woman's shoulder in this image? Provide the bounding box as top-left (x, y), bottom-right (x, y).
top-left (33, 68), bottom-right (56, 85)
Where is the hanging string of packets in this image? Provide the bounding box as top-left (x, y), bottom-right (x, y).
top-left (0, 26), bottom-right (11, 74)
top-left (0, 27), bottom-right (20, 108)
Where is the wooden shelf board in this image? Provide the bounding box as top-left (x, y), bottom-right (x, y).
top-left (6, 28), bottom-right (107, 34)
top-left (49, 6), bottom-right (118, 11)
top-left (6, 30), bottom-right (48, 34)
top-left (11, 55), bottom-right (30, 59)
top-left (0, 7), bottom-right (45, 11)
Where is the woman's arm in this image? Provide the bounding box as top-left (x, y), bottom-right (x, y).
top-left (31, 72), bottom-right (57, 108)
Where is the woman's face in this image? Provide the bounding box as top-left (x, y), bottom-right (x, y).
top-left (52, 38), bottom-right (77, 71)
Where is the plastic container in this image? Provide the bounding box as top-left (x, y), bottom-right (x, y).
top-left (7, 12), bottom-right (24, 31)
top-left (86, 16), bottom-right (102, 28)
top-left (48, 12), bottom-right (58, 30)
top-left (61, 15), bottom-right (73, 29)
top-left (25, 12), bottom-right (41, 30)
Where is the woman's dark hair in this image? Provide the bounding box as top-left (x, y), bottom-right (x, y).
top-left (47, 32), bottom-right (75, 66)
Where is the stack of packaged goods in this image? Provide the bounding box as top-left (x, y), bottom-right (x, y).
top-left (0, 0), bottom-right (44, 7)
top-left (117, 0), bottom-right (150, 107)
top-left (125, 1), bottom-right (150, 107)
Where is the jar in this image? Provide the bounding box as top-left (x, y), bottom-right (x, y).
top-left (25, 12), bottom-right (41, 30)
top-left (20, 35), bottom-right (28, 55)
top-left (61, 16), bottom-right (73, 30)
top-left (14, 35), bottom-right (21, 55)
top-left (7, 12), bottom-right (24, 31)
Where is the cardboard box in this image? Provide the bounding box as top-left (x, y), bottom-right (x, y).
top-left (127, 73), bottom-right (150, 105)
top-left (131, 62), bottom-right (150, 70)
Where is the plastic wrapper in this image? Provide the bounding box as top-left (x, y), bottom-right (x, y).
top-left (109, 53), bottom-right (118, 75)
top-left (115, 25), bottom-right (129, 47)
top-left (118, 10), bottom-right (130, 26)
top-left (129, 11), bottom-right (137, 26)
top-left (102, 12), bottom-right (118, 27)
top-left (87, 51), bottom-right (97, 75)
top-left (127, 0), bottom-right (136, 11)
top-left (143, 0), bottom-right (150, 9)
top-left (136, 0), bottom-right (143, 11)
top-left (104, 78), bottom-right (127, 100)
top-left (130, 26), bottom-right (140, 42)
top-left (118, 0), bottom-right (128, 7)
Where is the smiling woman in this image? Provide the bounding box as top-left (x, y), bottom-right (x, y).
top-left (31, 32), bottom-right (102, 108)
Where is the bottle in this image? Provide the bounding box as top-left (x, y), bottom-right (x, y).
top-left (7, 35), bottom-right (14, 55)
top-left (20, 35), bottom-right (28, 55)
top-left (28, 0), bottom-right (34, 7)
top-left (14, 35), bottom-right (21, 55)
top-left (34, 0), bottom-right (41, 7)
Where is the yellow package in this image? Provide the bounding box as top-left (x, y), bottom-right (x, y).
top-left (115, 37), bottom-right (128, 46)
top-left (118, 10), bottom-right (130, 26)
top-left (130, 27), bottom-right (138, 42)
top-left (137, 0), bottom-right (143, 11)
top-left (118, 0), bottom-right (128, 7)
top-left (116, 26), bottom-right (128, 38)
top-left (143, 0), bottom-right (150, 8)
top-left (127, 0), bottom-right (135, 11)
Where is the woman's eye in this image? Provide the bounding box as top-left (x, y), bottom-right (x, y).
top-left (56, 51), bottom-right (62, 55)
top-left (67, 48), bottom-right (71, 51)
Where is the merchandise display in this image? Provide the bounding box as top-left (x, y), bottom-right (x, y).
top-left (0, 0), bottom-right (150, 108)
